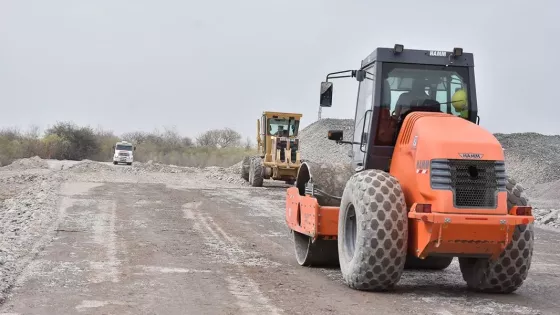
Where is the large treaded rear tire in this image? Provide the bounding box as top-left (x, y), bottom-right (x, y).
top-left (458, 176), bottom-right (534, 293)
top-left (249, 157), bottom-right (264, 187)
top-left (241, 156), bottom-right (251, 181)
top-left (338, 169), bottom-right (408, 291)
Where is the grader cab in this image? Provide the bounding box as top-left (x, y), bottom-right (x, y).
top-left (285, 45), bottom-right (535, 293)
top-left (241, 111), bottom-right (302, 187)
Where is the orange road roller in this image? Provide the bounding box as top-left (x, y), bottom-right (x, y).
top-left (286, 45), bottom-right (534, 293)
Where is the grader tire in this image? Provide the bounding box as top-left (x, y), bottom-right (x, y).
top-left (458, 176), bottom-right (534, 293)
top-left (249, 157), bottom-right (264, 187)
top-left (293, 231), bottom-right (339, 267)
top-left (241, 156), bottom-right (251, 181)
top-left (404, 255), bottom-right (453, 270)
top-left (338, 169), bottom-right (408, 291)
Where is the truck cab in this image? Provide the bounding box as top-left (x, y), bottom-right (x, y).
top-left (113, 141), bottom-right (136, 165)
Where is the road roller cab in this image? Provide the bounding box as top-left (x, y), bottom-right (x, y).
top-left (285, 44), bottom-right (535, 293)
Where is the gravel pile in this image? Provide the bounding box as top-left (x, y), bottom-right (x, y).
top-left (63, 160), bottom-right (196, 175)
top-left (133, 161), bottom-right (196, 174)
top-left (298, 118), bottom-right (354, 164)
top-left (0, 172), bottom-right (63, 302)
top-left (533, 209), bottom-right (560, 228)
top-left (0, 173), bottom-right (46, 185)
top-left (494, 133), bottom-right (560, 228)
top-left (227, 161), bottom-right (243, 174)
top-left (530, 180), bottom-right (560, 202)
top-left (495, 133), bottom-right (560, 188)
top-left (205, 165), bottom-right (248, 186)
top-left (1, 156), bottom-right (49, 171)
top-left (65, 160), bottom-right (115, 173)
top-left (0, 173), bottom-right (51, 202)
top-left (60, 158), bottom-right (245, 185)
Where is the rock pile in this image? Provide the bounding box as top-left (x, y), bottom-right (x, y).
top-left (205, 165), bottom-right (248, 186)
top-left (298, 118), bottom-right (354, 164)
top-left (0, 172), bottom-right (62, 302)
top-left (65, 160), bottom-right (115, 173)
top-left (533, 209), bottom-right (560, 228)
top-left (2, 156), bottom-right (49, 170)
top-left (226, 161), bottom-right (243, 174)
top-left (495, 133), bottom-right (560, 188)
top-left (133, 160), bottom-right (196, 174)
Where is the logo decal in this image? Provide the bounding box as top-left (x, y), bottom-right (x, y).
top-left (412, 135), bottom-right (418, 149)
top-left (459, 153), bottom-right (484, 159)
top-left (429, 51), bottom-right (447, 57)
top-left (416, 160), bottom-right (429, 174)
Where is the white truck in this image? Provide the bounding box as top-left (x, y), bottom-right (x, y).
top-left (112, 140), bottom-right (136, 165)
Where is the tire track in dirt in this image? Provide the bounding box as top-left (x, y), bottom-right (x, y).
top-left (205, 186), bottom-right (554, 315)
top-left (182, 201), bottom-right (283, 315)
top-left (91, 200), bottom-right (119, 284)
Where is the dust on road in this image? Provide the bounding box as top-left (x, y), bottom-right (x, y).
top-left (0, 160), bottom-right (558, 314)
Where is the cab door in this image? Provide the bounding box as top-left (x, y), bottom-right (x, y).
top-left (351, 64), bottom-right (376, 170)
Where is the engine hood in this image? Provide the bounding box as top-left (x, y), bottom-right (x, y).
top-left (397, 113), bottom-right (504, 162)
top-left (390, 112), bottom-right (507, 215)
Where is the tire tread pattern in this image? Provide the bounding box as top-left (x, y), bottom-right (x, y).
top-left (249, 157), bottom-right (264, 187)
top-left (458, 176), bottom-right (534, 293)
top-left (338, 169), bottom-right (408, 291)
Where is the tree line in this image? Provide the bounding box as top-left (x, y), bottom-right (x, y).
top-left (0, 121), bottom-right (254, 167)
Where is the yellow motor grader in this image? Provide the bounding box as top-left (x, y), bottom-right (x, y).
top-left (241, 111), bottom-right (302, 187)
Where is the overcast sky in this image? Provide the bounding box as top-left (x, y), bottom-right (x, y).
top-left (1, 0), bottom-right (558, 141)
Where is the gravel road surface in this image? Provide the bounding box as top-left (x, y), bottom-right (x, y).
top-left (0, 160), bottom-right (558, 315)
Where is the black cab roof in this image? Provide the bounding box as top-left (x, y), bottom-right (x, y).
top-left (361, 46), bottom-right (475, 69)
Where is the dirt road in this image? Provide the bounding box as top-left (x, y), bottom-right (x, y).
top-left (0, 163), bottom-right (559, 315)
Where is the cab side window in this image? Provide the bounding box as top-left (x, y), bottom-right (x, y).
top-left (352, 66), bottom-right (375, 157)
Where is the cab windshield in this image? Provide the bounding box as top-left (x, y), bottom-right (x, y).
top-left (116, 144), bottom-right (133, 151)
top-left (381, 63), bottom-right (470, 118)
top-left (268, 118), bottom-right (299, 137)
top-left (373, 63), bottom-right (471, 147)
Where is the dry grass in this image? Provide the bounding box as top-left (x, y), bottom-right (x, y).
top-left (0, 123), bottom-right (255, 168)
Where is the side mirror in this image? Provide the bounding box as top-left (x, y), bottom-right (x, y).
top-left (134, 146), bottom-right (137, 151)
top-left (355, 70), bottom-right (366, 82)
top-left (320, 82), bottom-right (333, 107)
top-left (327, 130), bottom-right (343, 141)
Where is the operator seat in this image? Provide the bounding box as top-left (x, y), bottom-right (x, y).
top-left (393, 79), bottom-right (429, 117)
